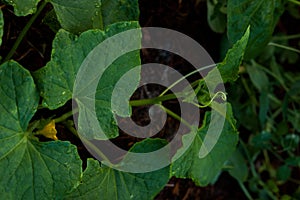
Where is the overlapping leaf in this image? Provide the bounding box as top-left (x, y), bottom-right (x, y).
top-left (206, 26), bottom-right (250, 85)
top-left (0, 61), bottom-right (82, 199)
top-left (227, 0), bottom-right (285, 59)
top-left (172, 104), bottom-right (238, 186)
top-left (34, 21), bottom-right (141, 139)
top-left (66, 139), bottom-right (170, 199)
top-left (50, 0), bottom-right (139, 33)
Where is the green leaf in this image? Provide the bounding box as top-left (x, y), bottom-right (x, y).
top-left (227, 149), bottom-right (248, 182)
top-left (187, 28), bottom-right (249, 107)
top-left (66, 139), bottom-right (170, 199)
top-left (0, 9), bottom-right (3, 46)
top-left (246, 61), bottom-right (269, 92)
top-left (0, 61), bottom-right (82, 199)
top-left (285, 156), bottom-right (300, 167)
top-left (0, 61), bottom-right (39, 131)
top-left (5, 0), bottom-right (40, 16)
top-left (171, 103), bottom-right (238, 186)
top-left (34, 21), bottom-right (141, 139)
top-left (258, 92), bottom-right (269, 126)
top-left (42, 8), bottom-right (61, 33)
top-left (50, 0), bottom-right (139, 33)
top-left (246, 61), bottom-right (270, 125)
top-left (33, 22), bottom-right (139, 110)
top-left (227, 0), bottom-right (285, 59)
top-left (207, 0), bottom-right (227, 33)
top-left (251, 131), bottom-right (272, 149)
top-left (276, 165), bottom-right (291, 182)
top-left (206, 26), bottom-right (250, 84)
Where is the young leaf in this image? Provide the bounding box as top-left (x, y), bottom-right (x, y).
top-left (4, 0), bottom-right (40, 16)
top-left (0, 61), bottom-right (82, 199)
top-left (227, 0), bottom-right (285, 59)
top-left (66, 139), bottom-right (170, 199)
top-left (205, 26), bottom-right (249, 86)
top-left (33, 21), bottom-right (141, 139)
top-left (171, 103), bottom-right (238, 186)
top-left (50, 0), bottom-right (139, 33)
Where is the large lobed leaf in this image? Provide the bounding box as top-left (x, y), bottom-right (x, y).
top-left (65, 139), bottom-right (170, 199)
top-left (33, 21), bottom-right (141, 139)
top-left (227, 0), bottom-right (285, 59)
top-left (0, 61), bottom-right (82, 199)
top-left (50, 0), bottom-right (139, 33)
top-left (171, 103), bottom-right (238, 186)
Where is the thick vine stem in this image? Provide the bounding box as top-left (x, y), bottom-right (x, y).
top-left (54, 108), bottom-right (79, 123)
top-left (129, 93), bottom-right (178, 107)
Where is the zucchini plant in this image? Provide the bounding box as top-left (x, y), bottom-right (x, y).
top-left (1, 0), bottom-right (298, 199)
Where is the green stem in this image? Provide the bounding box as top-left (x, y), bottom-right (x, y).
top-left (159, 63), bottom-right (218, 97)
top-left (271, 107), bottom-right (282, 119)
top-left (54, 108), bottom-right (78, 123)
top-left (60, 112), bottom-right (115, 166)
top-left (238, 181), bottom-right (254, 200)
top-left (129, 93), bottom-right (178, 107)
top-left (288, 0), bottom-right (300, 6)
top-left (63, 121), bottom-right (79, 138)
top-left (263, 150), bottom-right (276, 178)
top-left (241, 76), bottom-right (259, 106)
top-left (27, 120), bottom-right (40, 133)
top-left (257, 180), bottom-right (277, 200)
top-left (240, 140), bottom-right (260, 178)
top-left (268, 94), bottom-right (281, 106)
top-left (80, 136), bottom-right (113, 166)
top-left (255, 63), bottom-right (289, 91)
top-left (268, 42), bottom-right (300, 54)
top-left (272, 34), bottom-right (300, 41)
top-left (158, 104), bottom-right (193, 130)
top-left (3, 1), bottom-right (48, 63)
